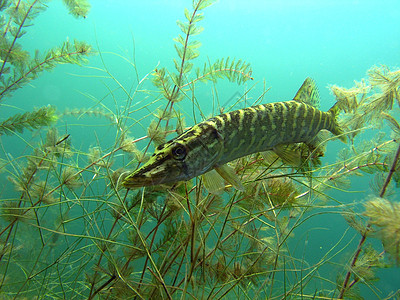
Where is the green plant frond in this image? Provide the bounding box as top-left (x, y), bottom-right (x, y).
top-left (61, 166), bottom-right (82, 190)
top-left (119, 135), bottom-right (138, 153)
top-left (174, 42), bottom-right (199, 62)
top-left (353, 244), bottom-right (385, 282)
top-left (330, 82), bottom-right (368, 113)
top-left (165, 0), bottom-right (216, 101)
top-left (152, 68), bottom-right (174, 101)
top-left (194, 0), bottom-right (217, 10)
top-left (189, 8), bottom-right (204, 24)
top-left (364, 91), bottom-right (395, 114)
top-left (31, 180), bottom-right (57, 204)
top-left (1, 200), bottom-right (35, 223)
top-left (174, 58), bottom-right (194, 75)
top-left (147, 120), bottom-right (169, 146)
top-left (0, 105), bottom-right (57, 136)
top-left (174, 110), bottom-right (186, 135)
top-left (364, 197), bottom-right (400, 263)
top-left (174, 36), bottom-right (202, 51)
top-left (370, 173), bottom-right (392, 197)
top-left (336, 282), bottom-right (363, 300)
top-left (341, 211), bottom-right (369, 235)
top-left (176, 19), bottom-right (204, 36)
top-left (152, 0), bottom-right (248, 107)
top-left (368, 65), bottom-right (400, 92)
top-left (339, 113), bottom-right (366, 142)
top-left (381, 112), bottom-right (400, 135)
top-left (63, 106), bottom-right (116, 123)
top-left (87, 146), bottom-right (111, 168)
top-left (1, 39), bottom-right (92, 100)
top-left (0, 1), bottom-right (47, 75)
top-left (152, 108), bottom-right (173, 121)
top-left (153, 220), bottom-right (180, 254)
top-left (193, 57), bottom-right (253, 86)
top-left (62, 0), bottom-right (90, 18)
top-left (263, 177), bottom-right (299, 209)
top-left (6, 0), bottom-right (47, 27)
top-left (362, 66), bottom-right (400, 114)
top-left (41, 39), bottom-right (92, 66)
top-left (0, 38), bottom-right (30, 67)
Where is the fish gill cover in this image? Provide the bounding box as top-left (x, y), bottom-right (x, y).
top-left (0, 0), bottom-right (399, 299)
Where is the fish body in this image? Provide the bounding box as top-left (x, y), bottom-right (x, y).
top-left (123, 78), bottom-right (345, 189)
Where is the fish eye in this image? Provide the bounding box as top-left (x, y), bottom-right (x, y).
top-left (171, 144), bottom-right (187, 160)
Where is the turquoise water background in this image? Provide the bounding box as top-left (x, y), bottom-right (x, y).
top-left (20, 0), bottom-right (400, 111)
top-left (4, 0), bottom-right (400, 298)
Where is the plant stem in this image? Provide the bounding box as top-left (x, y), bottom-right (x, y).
top-left (379, 140), bottom-right (400, 197)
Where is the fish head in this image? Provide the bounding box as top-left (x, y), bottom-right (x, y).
top-left (122, 124), bottom-right (223, 188)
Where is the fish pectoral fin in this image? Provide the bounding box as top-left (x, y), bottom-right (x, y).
top-left (201, 169), bottom-right (225, 195)
top-left (273, 144), bottom-right (302, 166)
top-left (215, 164), bottom-right (245, 192)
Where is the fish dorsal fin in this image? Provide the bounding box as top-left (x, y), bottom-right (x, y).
top-left (215, 164), bottom-right (245, 192)
top-left (293, 77), bottom-right (320, 109)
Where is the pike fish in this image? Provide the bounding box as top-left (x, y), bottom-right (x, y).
top-left (123, 78), bottom-right (346, 191)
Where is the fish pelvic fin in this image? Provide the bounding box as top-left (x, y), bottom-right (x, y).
top-left (273, 144), bottom-right (302, 167)
top-left (328, 103), bottom-right (347, 143)
top-left (293, 77), bottom-right (320, 109)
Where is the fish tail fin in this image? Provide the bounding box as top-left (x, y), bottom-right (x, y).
top-left (328, 103), bottom-right (347, 143)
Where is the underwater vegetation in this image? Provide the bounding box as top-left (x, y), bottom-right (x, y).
top-left (0, 0), bottom-right (400, 299)
top-left (0, 0), bottom-right (91, 135)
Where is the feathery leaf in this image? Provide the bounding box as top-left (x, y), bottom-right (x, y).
top-left (0, 105), bottom-right (58, 136)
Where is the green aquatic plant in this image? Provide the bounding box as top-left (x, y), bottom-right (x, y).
top-left (0, 0), bottom-right (92, 135)
top-left (364, 198), bottom-right (400, 263)
top-left (62, 0), bottom-right (91, 18)
top-left (1, 1), bottom-right (400, 299)
top-left (149, 0), bottom-right (253, 151)
top-left (332, 71), bottom-right (400, 299)
top-left (366, 66), bottom-right (400, 113)
top-left (0, 105), bottom-right (57, 135)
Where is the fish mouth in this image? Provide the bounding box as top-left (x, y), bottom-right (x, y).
top-left (122, 156), bottom-right (185, 189)
top-left (122, 166), bottom-right (176, 188)
top-left (122, 173), bottom-right (167, 188)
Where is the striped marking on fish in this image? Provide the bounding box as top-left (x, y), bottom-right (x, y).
top-left (123, 78), bottom-right (346, 190)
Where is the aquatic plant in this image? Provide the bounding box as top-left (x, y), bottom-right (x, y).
top-left (0, 0), bottom-right (92, 135)
top-left (0, 105), bottom-right (57, 135)
top-left (0, 0), bottom-right (399, 299)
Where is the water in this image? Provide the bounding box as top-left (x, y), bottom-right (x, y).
top-left (1, 0), bottom-right (399, 298)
